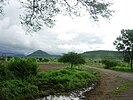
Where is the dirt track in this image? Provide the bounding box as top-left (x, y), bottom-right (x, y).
top-left (85, 66), bottom-right (133, 100)
top-left (86, 66), bottom-right (133, 82)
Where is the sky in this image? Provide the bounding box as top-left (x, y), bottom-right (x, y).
top-left (0, 0), bottom-right (133, 55)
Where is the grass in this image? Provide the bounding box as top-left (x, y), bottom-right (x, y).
top-left (111, 66), bottom-right (133, 72)
top-left (86, 58), bottom-right (133, 72)
top-left (85, 58), bottom-right (104, 68)
top-left (111, 80), bottom-right (133, 95)
top-left (29, 66), bottom-right (100, 93)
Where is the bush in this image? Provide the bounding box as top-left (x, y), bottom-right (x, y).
top-left (0, 64), bottom-right (14, 81)
top-left (8, 59), bottom-right (38, 81)
top-left (101, 60), bottom-right (118, 69)
top-left (29, 67), bottom-right (100, 92)
top-left (43, 58), bottom-right (49, 62)
top-left (0, 80), bottom-right (39, 100)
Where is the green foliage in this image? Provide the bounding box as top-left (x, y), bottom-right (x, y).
top-left (101, 60), bottom-right (118, 69)
top-left (43, 58), bottom-right (49, 62)
top-left (58, 52), bottom-right (85, 68)
top-left (8, 59), bottom-right (38, 81)
top-left (29, 67), bottom-right (100, 92)
top-left (110, 62), bottom-right (133, 72)
top-left (114, 29), bottom-right (133, 70)
top-left (0, 57), bottom-right (100, 99)
top-left (0, 64), bottom-right (14, 81)
top-left (38, 58), bottom-right (49, 62)
top-left (0, 80), bottom-right (39, 100)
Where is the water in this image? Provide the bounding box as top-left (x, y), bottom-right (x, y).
top-left (37, 83), bottom-right (96, 100)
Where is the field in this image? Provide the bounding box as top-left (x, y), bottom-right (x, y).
top-left (38, 64), bottom-right (64, 71)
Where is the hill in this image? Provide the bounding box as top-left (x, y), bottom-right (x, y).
top-left (82, 50), bottom-right (123, 60)
top-left (0, 45), bottom-right (25, 57)
top-left (27, 50), bottom-right (59, 58)
top-left (0, 52), bottom-right (24, 57)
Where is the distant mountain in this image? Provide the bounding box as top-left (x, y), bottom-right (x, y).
top-left (0, 51), bottom-right (25, 57)
top-left (0, 44), bottom-right (25, 57)
top-left (27, 50), bottom-right (60, 58)
top-left (82, 50), bottom-right (123, 60)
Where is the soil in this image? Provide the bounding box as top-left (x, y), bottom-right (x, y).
top-left (85, 66), bottom-right (133, 100)
top-left (38, 64), bottom-right (64, 71)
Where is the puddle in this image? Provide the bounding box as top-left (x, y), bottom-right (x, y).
top-left (37, 83), bottom-right (96, 100)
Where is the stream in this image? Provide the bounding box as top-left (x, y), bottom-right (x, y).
top-left (37, 83), bottom-right (96, 100)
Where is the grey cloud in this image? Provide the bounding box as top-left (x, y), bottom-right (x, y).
top-left (0, 0), bottom-right (114, 54)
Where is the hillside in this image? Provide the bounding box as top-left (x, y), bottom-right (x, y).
top-left (27, 50), bottom-right (59, 58)
top-left (82, 50), bottom-right (123, 60)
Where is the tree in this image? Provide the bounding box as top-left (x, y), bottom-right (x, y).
top-left (113, 29), bottom-right (133, 70)
top-left (0, 0), bottom-right (113, 32)
top-left (58, 52), bottom-right (85, 68)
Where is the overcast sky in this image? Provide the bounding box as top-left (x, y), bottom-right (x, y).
top-left (0, 0), bottom-right (133, 55)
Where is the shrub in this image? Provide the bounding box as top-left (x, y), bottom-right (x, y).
top-left (8, 59), bottom-right (38, 81)
top-left (30, 67), bottom-right (100, 92)
top-left (0, 64), bottom-right (14, 81)
top-left (101, 60), bottom-right (118, 69)
top-left (43, 58), bottom-right (49, 62)
top-left (0, 80), bottom-right (39, 100)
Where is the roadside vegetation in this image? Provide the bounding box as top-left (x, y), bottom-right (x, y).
top-left (0, 53), bottom-right (100, 100)
top-left (85, 57), bottom-right (133, 73)
top-left (111, 77), bottom-right (133, 95)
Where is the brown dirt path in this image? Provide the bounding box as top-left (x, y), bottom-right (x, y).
top-left (85, 66), bottom-right (133, 100)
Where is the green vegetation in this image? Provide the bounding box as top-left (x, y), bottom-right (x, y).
top-left (0, 80), bottom-right (39, 100)
top-left (86, 58), bottom-right (133, 72)
top-left (82, 50), bottom-right (122, 60)
top-left (0, 58), bottom-right (100, 99)
top-left (29, 66), bottom-right (100, 93)
top-left (58, 52), bottom-right (85, 68)
top-left (114, 29), bottom-right (133, 70)
top-left (82, 50), bottom-right (133, 72)
top-left (111, 80), bottom-right (133, 95)
top-left (8, 59), bottom-right (38, 81)
top-left (101, 60), bottom-right (118, 69)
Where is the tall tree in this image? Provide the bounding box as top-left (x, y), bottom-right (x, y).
top-left (0, 0), bottom-right (113, 32)
top-left (113, 29), bottom-right (133, 70)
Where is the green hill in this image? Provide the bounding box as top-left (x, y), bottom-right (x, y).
top-left (27, 50), bottom-right (59, 58)
top-left (82, 50), bottom-right (123, 60)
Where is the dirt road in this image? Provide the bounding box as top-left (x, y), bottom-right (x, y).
top-left (86, 66), bottom-right (133, 82)
top-left (85, 66), bottom-right (133, 100)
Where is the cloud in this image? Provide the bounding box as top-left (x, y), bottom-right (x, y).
top-left (58, 43), bottom-right (91, 53)
top-left (1, 0), bottom-right (133, 54)
top-left (57, 32), bottom-right (78, 41)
